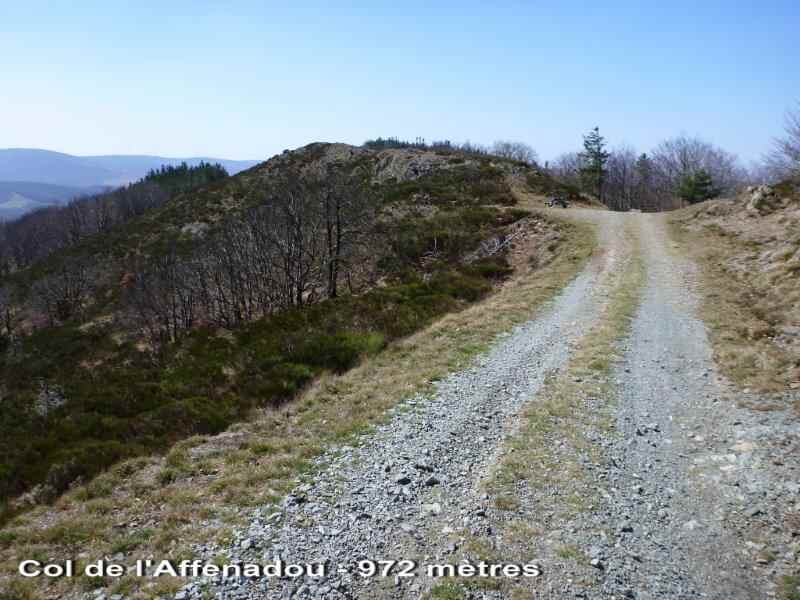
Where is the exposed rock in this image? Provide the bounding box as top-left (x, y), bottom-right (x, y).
top-left (34, 380), bottom-right (66, 417)
top-left (745, 185), bottom-right (778, 214)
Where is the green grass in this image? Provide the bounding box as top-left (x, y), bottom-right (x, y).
top-left (781, 574), bottom-right (800, 600)
top-left (428, 582), bottom-right (466, 600)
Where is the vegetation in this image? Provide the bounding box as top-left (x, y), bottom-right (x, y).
top-left (578, 126), bottom-right (610, 203)
top-left (550, 133), bottom-right (745, 211)
top-left (677, 169), bottom-right (720, 204)
top-left (0, 162), bottom-right (229, 273)
top-left (0, 143), bottom-right (563, 520)
top-left (0, 193), bottom-right (592, 600)
top-left (143, 161), bottom-right (228, 195)
top-left (765, 102), bottom-right (800, 182)
top-left (670, 182), bottom-right (800, 393)
top-left (363, 137), bottom-right (538, 165)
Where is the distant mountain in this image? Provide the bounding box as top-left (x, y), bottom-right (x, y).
top-left (0, 149), bottom-right (116, 188)
top-left (0, 181), bottom-right (110, 221)
top-left (76, 154), bottom-right (261, 187)
top-left (0, 149), bottom-right (260, 219)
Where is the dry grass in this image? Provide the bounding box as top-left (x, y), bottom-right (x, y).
top-left (0, 204), bottom-right (596, 599)
top-left (670, 197), bottom-right (800, 394)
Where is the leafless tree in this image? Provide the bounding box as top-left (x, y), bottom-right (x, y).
top-left (129, 244), bottom-right (197, 344)
top-left (651, 135), bottom-right (745, 205)
top-left (604, 145), bottom-right (638, 211)
top-left (0, 283), bottom-right (18, 341)
top-left (320, 168), bottom-right (375, 298)
top-left (491, 141), bottom-right (540, 165)
top-left (764, 102), bottom-right (800, 182)
top-left (31, 259), bottom-right (92, 326)
top-left (550, 152), bottom-right (585, 189)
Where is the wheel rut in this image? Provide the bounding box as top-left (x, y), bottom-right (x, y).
top-left (187, 213), bottom-right (629, 600)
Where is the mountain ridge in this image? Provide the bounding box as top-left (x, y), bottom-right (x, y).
top-left (0, 149), bottom-right (260, 218)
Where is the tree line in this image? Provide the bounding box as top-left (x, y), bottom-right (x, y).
top-left (550, 103), bottom-right (800, 211)
top-left (0, 164), bottom-right (377, 351)
top-left (549, 128), bottom-right (745, 211)
top-left (0, 162), bottom-right (227, 273)
top-left (363, 137), bottom-right (539, 165)
top-left (127, 167), bottom-right (375, 346)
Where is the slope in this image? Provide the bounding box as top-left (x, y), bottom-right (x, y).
top-left (0, 142), bottom-right (575, 519)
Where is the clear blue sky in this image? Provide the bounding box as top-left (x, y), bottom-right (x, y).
top-left (1, 1), bottom-right (797, 164)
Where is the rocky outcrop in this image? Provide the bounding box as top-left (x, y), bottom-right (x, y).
top-left (745, 185), bottom-right (778, 214)
top-left (34, 380), bottom-right (66, 417)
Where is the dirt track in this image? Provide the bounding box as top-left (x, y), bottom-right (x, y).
top-left (180, 210), bottom-right (798, 600)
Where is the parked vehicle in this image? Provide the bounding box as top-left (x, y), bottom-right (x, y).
top-left (547, 196), bottom-right (569, 208)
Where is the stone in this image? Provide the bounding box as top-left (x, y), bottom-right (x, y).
top-left (745, 506), bottom-right (764, 518)
top-left (683, 520), bottom-right (700, 531)
top-left (421, 502), bottom-right (442, 516)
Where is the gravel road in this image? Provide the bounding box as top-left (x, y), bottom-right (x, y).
top-left (595, 216), bottom-right (799, 599)
top-left (168, 210), bottom-right (798, 600)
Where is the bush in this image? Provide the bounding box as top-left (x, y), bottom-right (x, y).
top-left (465, 258), bottom-right (514, 280)
top-left (290, 332), bottom-right (385, 373)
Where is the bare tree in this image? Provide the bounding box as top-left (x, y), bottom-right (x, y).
top-left (31, 259), bottom-right (92, 326)
top-left (550, 152), bottom-right (585, 189)
top-left (651, 135), bottom-right (745, 207)
top-left (0, 283), bottom-right (18, 342)
top-left (129, 244), bottom-right (197, 344)
top-left (320, 167), bottom-right (375, 298)
top-left (491, 141), bottom-right (539, 165)
top-left (604, 145), bottom-right (638, 211)
top-left (764, 102), bottom-right (800, 181)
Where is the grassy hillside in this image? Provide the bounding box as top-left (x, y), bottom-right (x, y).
top-left (670, 180), bottom-right (800, 393)
top-left (0, 142), bottom-right (569, 521)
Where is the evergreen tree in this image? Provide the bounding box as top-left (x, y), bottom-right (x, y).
top-left (677, 169), bottom-right (719, 204)
top-left (579, 127), bottom-right (610, 203)
top-left (635, 153), bottom-right (654, 210)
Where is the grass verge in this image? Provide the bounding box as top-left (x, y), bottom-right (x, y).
top-left (0, 209), bottom-right (596, 599)
top-left (668, 218), bottom-right (798, 394)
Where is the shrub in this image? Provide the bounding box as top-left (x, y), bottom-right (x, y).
top-left (0, 530), bottom-right (18, 549)
top-left (290, 332), bottom-right (385, 372)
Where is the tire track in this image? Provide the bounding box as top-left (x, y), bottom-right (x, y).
top-left (180, 212), bottom-right (629, 600)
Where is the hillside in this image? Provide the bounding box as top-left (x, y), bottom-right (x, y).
top-left (0, 149), bottom-right (259, 218)
top-left (671, 180), bottom-right (800, 391)
top-left (2, 151), bottom-right (798, 600)
top-left (0, 149), bottom-right (258, 187)
top-left (0, 142), bottom-right (576, 520)
top-left (0, 181), bottom-right (109, 221)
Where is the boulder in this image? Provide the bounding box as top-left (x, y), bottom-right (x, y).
top-left (745, 185), bottom-right (777, 214)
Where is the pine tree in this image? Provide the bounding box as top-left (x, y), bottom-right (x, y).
top-left (579, 127), bottom-right (610, 203)
top-left (677, 169), bottom-right (719, 204)
top-left (635, 153), bottom-right (654, 211)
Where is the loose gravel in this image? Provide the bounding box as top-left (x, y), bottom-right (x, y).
top-left (171, 216), bottom-right (623, 600)
top-left (160, 211), bottom-right (799, 600)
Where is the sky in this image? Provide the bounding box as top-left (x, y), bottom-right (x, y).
top-left (1, 1), bottom-right (798, 164)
